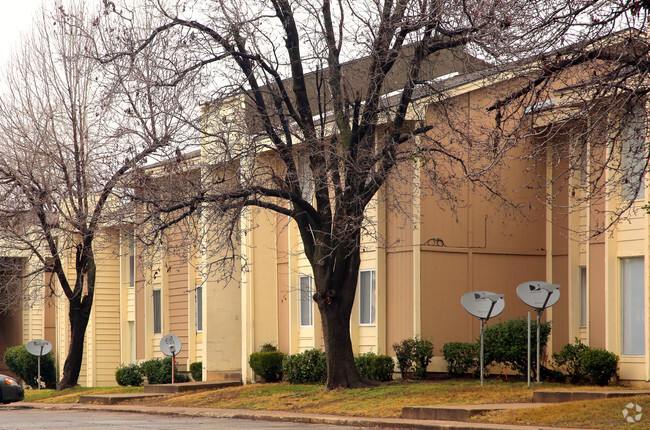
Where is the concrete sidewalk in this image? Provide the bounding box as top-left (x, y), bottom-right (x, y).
top-left (19, 402), bottom-right (599, 430)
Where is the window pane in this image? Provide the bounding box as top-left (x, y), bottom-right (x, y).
top-left (621, 102), bottom-right (647, 201)
top-left (371, 270), bottom-right (376, 324)
top-left (196, 285), bottom-right (203, 332)
top-left (359, 270), bottom-right (376, 325)
top-left (153, 289), bottom-right (162, 334)
top-left (128, 233), bottom-right (135, 288)
top-left (579, 267), bottom-right (587, 328)
top-left (621, 257), bottom-right (645, 355)
top-left (300, 276), bottom-right (312, 326)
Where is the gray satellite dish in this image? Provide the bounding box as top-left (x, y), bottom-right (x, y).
top-left (516, 281), bottom-right (560, 310)
top-left (461, 291), bottom-right (505, 320)
top-left (516, 281), bottom-right (560, 384)
top-left (461, 291), bottom-right (505, 386)
top-left (26, 340), bottom-right (52, 356)
top-left (160, 334), bottom-right (182, 356)
top-left (25, 340), bottom-right (52, 390)
top-left (160, 334), bottom-right (182, 384)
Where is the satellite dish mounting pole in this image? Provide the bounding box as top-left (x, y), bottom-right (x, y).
top-left (169, 344), bottom-right (176, 384)
top-left (536, 309), bottom-right (542, 383)
top-left (479, 318), bottom-right (480, 387)
top-left (536, 289), bottom-right (552, 384)
top-left (38, 345), bottom-right (43, 390)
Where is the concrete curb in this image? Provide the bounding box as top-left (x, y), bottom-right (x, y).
top-left (19, 402), bottom-right (599, 430)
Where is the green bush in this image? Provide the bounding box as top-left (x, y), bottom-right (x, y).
top-left (483, 318), bottom-right (551, 378)
top-left (582, 348), bottom-right (619, 386)
top-left (249, 351), bottom-right (285, 382)
top-left (190, 361), bottom-right (202, 382)
top-left (115, 363), bottom-right (144, 386)
top-left (552, 338), bottom-right (589, 383)
top-left (354, 352), bottom-right (394, 381)
top-left (259, 343), bottom-right (277, 353)
top-left (443, 342), bottom-right (479, 376)
top-left (140, 357), bottom-right (189, 384)
top-left (412, 337), bottom-right (434, 379)
top-left (3, 345), bottom-right (56, 389)
top-left (393, 337), bottom-right (433, 379)
top-left (393, 338), bottom-right (415, 379)
top-left (552, 339), bottom-right (618, 386)
top-left (282, 349), bottom-right (326, 384)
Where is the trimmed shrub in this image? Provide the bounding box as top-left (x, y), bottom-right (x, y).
top-left (582, 348), bottom-right (619, 386)
top-left (115, 363), bottom-right (144, 386)
top-left (4, 345), bottom-right (56, 389)
top-left (443, 342), bottom-right (479, 376)
top-left (190, 361), bottom-right (203, 382)
top-left (249, 351), bottom-right (285, 382)
top-left (552, 338), bottom-right (589, 383)
top-left (412, 337), bottom-right (434, 379)
top-left (483, 318), bottom-right (551, 378)
top-left (392, 338), bottom-right (415, 379)
top-left (282, 349), bottom-right (326, 384)
top-left (354, 352), bottom-right (394, 381)
top-left (140, 357), bottom-right (189, 384)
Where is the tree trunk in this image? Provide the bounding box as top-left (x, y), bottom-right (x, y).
top-left (56, 297), bottom-right (92, 389)
top-left (319, 302), bottom-right (366, 389)
top-left (313, 234), bottom-right (366, 389)
top-left (56, 242), bottom-right (96, 390)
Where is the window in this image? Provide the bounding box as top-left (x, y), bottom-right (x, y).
top-left (128, 232), bottom-right (135, 288)
top-left (359, 270), bottom-right (376, 325)
top-left (621, 257), bottom-right (645, 355)
top-left (196, 285), bottom-right (203, 332)
top-left (579, 267), bottom-right (587, 328)
top-left (153, 289), bottom-right (162, 334)
top-left (300, 275), bottom-right (313, 327)
top-left (621, 102), bottom-right (647, 201)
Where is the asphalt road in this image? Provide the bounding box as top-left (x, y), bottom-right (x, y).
top-left (0, 406), bottom-right (364, 429)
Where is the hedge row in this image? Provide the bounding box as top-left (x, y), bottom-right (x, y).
top-left (249, 346), bottom-right (395, 384)
top-left (442, 319), bottom-right (619, 385)
top-left (115, 357), bottom-right (194, 386)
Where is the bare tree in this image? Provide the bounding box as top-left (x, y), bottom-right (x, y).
top-left (486, 2), bottom-right (650, 236)
top-left (0, 3), bottom-right (190, 389)
top-left (102, 0), bottom-right (587, 389)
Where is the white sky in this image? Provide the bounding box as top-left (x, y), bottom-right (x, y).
top-left (0, 0), bottom-right (44, 67)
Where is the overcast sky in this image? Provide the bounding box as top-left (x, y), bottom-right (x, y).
top-left (0, 0), bottom-right (43, 67)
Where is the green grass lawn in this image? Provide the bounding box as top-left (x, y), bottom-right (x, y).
top-left (23, 380), bottom-right (650, 428)
top-left (24, 386), bottom-right (143, 403)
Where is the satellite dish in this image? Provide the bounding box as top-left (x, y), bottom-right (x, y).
top-left (516, 281), bottom-right (560, 310)
top-left (25, 340), bottom-right (52, 356)
top-left (160, 334), bottom-right (182, 357)
top-left (461, 291), bottom-right (505, 320)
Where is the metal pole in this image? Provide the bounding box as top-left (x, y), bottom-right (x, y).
top-left (536, 309), bottom-right (541, 384)
top-left (38, 345), bottom-right (43, 390)
top-left (527, 312), bottom-right (531, 388)
top-left (479, 318), bottom-right (483, 387)
top-left (37, 355), bottom-right (41, 390)
top-left (172, 352), bottom-right (175, 384)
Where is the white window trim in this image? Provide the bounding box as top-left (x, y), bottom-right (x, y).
top-left (299, 275), bottom-right (313, 327)
top-left (359, 269), bottom-right (377, 326)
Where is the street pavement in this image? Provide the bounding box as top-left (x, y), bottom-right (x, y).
top-left (5, 401), bottom-right (599, 430)
top-left (0, 406), bottom-right (360, 429)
